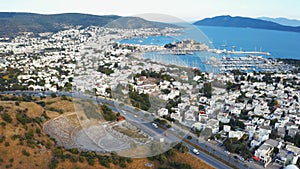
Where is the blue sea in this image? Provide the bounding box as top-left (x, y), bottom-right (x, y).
top-left (198, 26), bottom-right (300, 59)
top-left (119, 26), bottom-right (300, 72)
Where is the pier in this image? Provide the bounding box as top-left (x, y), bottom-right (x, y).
top-left (208, 49), bottom-right (271, 56)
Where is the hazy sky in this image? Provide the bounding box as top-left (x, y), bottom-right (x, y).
top-left (1, 0), bottom-right (300, 21)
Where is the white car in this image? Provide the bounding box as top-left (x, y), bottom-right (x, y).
top-left (224, 150), bottom-right (230, 155)
top-left (192, 148), bottom-right (200, 155)
top-left (239, 157), bottom-right (245, 162)
top-left (152, 123), bottom-right (158, 128)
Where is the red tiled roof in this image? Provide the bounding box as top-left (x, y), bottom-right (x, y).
top-left (253, 156), bottom-right (260, 161)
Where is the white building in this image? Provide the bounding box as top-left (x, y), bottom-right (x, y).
top-left (228, 131), bottom-right (245, 140)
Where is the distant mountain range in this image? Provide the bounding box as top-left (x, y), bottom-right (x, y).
top-left (194, 15), bottom-right (300, 33)
top-left (0, 12), bottom-right (178, 37)
top-left (258, 17), bottom-right (300, 27)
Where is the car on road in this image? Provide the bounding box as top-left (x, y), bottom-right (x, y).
top-left (233, 155), bottom-right (238, 159)
top-left (239, 157), bottom-right (245, 162)
top-left (192, 148), bottom-right (200, 155)
top-left (224, 150), bottom-right (230, 155)
top-left (152, 123), bottom-right (158, 128)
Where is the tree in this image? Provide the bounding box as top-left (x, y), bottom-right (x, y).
top-left (35, 128), bottom-right (41, 135)
top-left (294, 95), bottom-right (299, 102)
top-left (87, 158), bottom-right (95, 166)
top-left (294, 133), bottom-right (300, 147)
top-left (157, 154), bottom-right (167, 164)
top-left (274, 100), bottom-right (279, 106)
top-left (273, 147), bottom-right (279, 155)
top-left (64, 82), bottom-right (72, 91)
top-left (101, 105), bottom-right (117, 121)
top-left (174, 142), bottom-right (189, 153)
top-left (224, 139), bottom-right (236, 153)
top-left (98, 156), bottom-right (111, 167)
top-left (22, 149), bottom-right (30, 156)
top-left (50, 93), bottom-right (57, 98)
top-left (1, 113), bottom-right (12, 123)
top-left (113, 62), bottom-right (118, 68)
top-left (61, 95), bottom-right (68, 100)
top-left (97, 65), bottom-right (114, 75)
top-left (202, 82), bottom-right (212, 98)
top-left (165, 149), bottom-right (176, 157)
top-left (168, 162), bottom-right (192, 169)
top-left (25, 129), bottom-right (34, 140)
top-left (5, 142), bottom-right (10, 147)
top-left (129, 90), bottom-right (151, 111)
top-left (69, 148), bottom-right (79, 154)
top-left (270, 119), bottom-right (278, 126)
top-left (53, 147), bottom-right (63, 158)
top-left (229, 118), bottom-right (245, 130)
top-left (79, 156), bottom-right (85, 163)
top-left (49, 158), bottom-right (59, 169)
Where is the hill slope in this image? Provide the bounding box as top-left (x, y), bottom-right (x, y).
top-left (0, 12), bottom-right (177, 37)
top-left (194, 15), bottom-right (300, 33)
top-left (258, 17), bottom-right (300, 27)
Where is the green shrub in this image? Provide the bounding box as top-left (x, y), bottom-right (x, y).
top-left (69, 148), bottom-right (79, 154)
top-left (5, 142), bottom-right (10, 147)
top-left (87, 158), bottom-right (95, 166)
top-left (0, 137), bottom-right (5, 143)
top-left (25, 129), bottom-right (34, 140)
top-left (50, 93), bottom-right (57, 98)
top-left (49, 158), bottom-right (59, 169)
top-left (169, 161), bottom-right (192, 169)
top-left (79, 156), bottom-right (85, 163)
top-left (1, 113), bottom-right (12, 123)
top-left (16, 113), bottom-right (32, 124)
top-left (99, 156), bottom-right (111, 168)
top-left (53, 147), bottom-right (63, 158)
top-left (101, 105), bottom-right (117, 121)
top-left (126, 157), bottom-right (133, 163)
top-left (61, 95), bottom-right (68, 100)
top-left (36, 128), bottom-right (41, 134)
top-left (70, 156), bottom-right (77, 163)
top-left (22, 149), bottom-right (30, 156)
top-left (0, 122), bottom-right (6, 127)
top-left (119, 160), bottom-right (126, 168)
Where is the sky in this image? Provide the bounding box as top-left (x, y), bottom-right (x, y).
top-left (1, 0), bottom-right (300, 21)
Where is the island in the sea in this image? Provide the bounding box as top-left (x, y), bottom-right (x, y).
top-left (194, 15), bottom-right (300, 33)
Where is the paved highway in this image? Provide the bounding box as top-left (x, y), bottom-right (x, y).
top-left (186, 143), bottom-right (232, 169)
